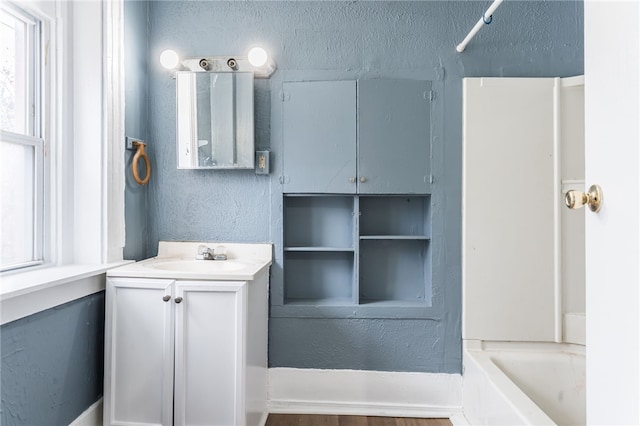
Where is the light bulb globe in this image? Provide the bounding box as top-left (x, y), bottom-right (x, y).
top-left (160, 49), bottom-right (180, 70)
top-left (248, 47), bottom-right (268, 68)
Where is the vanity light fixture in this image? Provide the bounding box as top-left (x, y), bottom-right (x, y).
top-left (159, 46), bottom-right (276, 78)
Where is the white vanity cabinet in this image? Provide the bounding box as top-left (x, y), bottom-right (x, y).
top-left (104, 242), bottom-right (271, 426)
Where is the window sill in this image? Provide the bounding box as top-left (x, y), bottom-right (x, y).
top-left (1, 262), bottom-right (132, 325)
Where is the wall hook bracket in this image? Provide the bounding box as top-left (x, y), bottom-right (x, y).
top-left (126, 137), bottom-right (151, 185)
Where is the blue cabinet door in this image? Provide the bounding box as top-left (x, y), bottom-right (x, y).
top-left (283, 81), bottom-right (357, 193)
top-left (358, 79), bottom-right (431, 194)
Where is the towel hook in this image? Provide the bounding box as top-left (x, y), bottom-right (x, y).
top-left (132, 141), bottom-right (151, 185)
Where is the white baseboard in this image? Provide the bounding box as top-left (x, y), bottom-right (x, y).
top-left (69, 398), bottom-right (103, 426)
top-left (449, 413), bottom-right (471, 426)
top-left (268, 368), bottom-right (462, 418)
top-left (72, 371), bottom-right (462, 424)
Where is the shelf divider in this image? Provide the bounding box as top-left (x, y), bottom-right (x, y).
top-left (359, 235), bottom-right (430, 240)
top-left (284, 246), bottom-right (355, 252)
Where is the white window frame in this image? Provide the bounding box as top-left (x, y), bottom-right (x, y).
top-left (1, 2), bottom-right (46, 272)
top-left (1, 0), bottom-right (127, 322)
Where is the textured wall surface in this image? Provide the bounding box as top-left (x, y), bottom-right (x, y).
top-left (124, 0), bottom-right (150, 261)
top-left (0, 293), bottom-right (105, 426)
top-left (146, 1), bottom-right (583, 373)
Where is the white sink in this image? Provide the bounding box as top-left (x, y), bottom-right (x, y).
top-left (107, 242), bottom-right (272, 280)
top-left (145, 259), bottom-right (245, 273)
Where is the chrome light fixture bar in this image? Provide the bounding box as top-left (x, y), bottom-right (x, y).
top-left (160, 47), bottom-right (276, 78)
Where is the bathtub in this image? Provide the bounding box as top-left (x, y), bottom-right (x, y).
top-left (462, 340), bottom-right (585, 425)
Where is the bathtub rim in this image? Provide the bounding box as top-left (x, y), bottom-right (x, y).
top-left (463, 340), bottom-right (585, 426)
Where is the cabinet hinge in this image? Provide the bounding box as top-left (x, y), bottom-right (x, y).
top-left (279, 176), bottom-right (285, 184)
top-left (280, 92), bottom-right (291, 102)
top-left (426, 91), bottom-right (436, 101)
top-left (425, 174), bottom-right (434, 184)
top-left (279, 176), bottom-right (291, 184)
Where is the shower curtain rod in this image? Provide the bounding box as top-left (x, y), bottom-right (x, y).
top-left (456, 0), bottom-right (504, 53)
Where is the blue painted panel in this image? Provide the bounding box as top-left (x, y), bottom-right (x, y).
top-left (283, 81), bottom-right (357, 193)
top-left (358, 79), bottom-right (431, 194)
top-left (1, 293), bottom-right (105, 426)
top-left (269, 317), bottom-right (455, 372)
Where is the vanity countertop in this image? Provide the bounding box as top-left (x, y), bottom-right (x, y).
top-left (107, 241), bottom-right (272, 281)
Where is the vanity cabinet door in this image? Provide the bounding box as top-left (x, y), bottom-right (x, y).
top-left (104, 278), bottom-right (175, 426)
top-left (283, 80), bottom-right (357, 194)
top-left (358, 79), bottom-right (431, 194)
top-left (173, 281), bottom-right (247, 426)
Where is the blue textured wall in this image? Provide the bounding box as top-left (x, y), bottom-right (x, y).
top-left (145, 1), bottom-right (583, 373)
top-left (124, 0), bottom-right (150, 261)
top-left (0, 293), bottom-right (105, 426)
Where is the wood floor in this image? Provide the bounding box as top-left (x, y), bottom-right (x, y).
top-left (265, 414), bottom-right (452, 426)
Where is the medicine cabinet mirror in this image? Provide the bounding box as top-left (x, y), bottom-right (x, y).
top-left (176, 71), bottom-right (254, 169)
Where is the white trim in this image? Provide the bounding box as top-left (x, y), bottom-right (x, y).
top-left (561, 75), bottom-right (585, 87)
top-left (103, 0), bottom-right (125, 263)
top-left (72, 1), bottom-right (104, 264)
top-left (449, 414), bottom-right (471, 426)
top-left (0, 261), bottom-right (131, 325)
top-left (563, 313), bottom-right (586, 346)
top-left (258, 411), bottom-right (269, 426)
top-left (72, 0), bottom-right (125, 265)
top-left (267, 368), bottom-right (462, 418)
top-left (553, 77), bottom-right (562, 343)
top-left (69, 398), bottom-right (103, 426)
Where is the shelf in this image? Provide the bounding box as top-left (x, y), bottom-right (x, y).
top-left (359, 239), bottom-right (430, 303)
top-left (358, 299), bottom-right (431, 308)
top-left (281, 194), bottom-right (433, 315)
top-left (360, 235), bottom-right (430, 240)
top-left (270, 302), bottom-right (439, 319)
top-left (284, 251), bottom-right (354, 303)
top-left (283, 298), bottom-right (354, 306)
top-left (284, 195), bottom-right (354, 248)
top-left (284, 246), bottom-right (355, 252)
top-left (359, 196), bottom-right (430, 238)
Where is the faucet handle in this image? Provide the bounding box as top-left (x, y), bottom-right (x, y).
top-left (196, 244), bottom-right (212, 260)
top-left (213, 246), bottom-right (227, 261)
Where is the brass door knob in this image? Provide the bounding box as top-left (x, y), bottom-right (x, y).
top-left (565, 184), bottom-right (603, 213)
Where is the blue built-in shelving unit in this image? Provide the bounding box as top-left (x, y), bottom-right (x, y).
top-left (273, 79), bottom-right (435, 319)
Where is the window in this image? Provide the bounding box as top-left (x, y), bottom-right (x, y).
top-left (1, 2), bottom-right (44, 271)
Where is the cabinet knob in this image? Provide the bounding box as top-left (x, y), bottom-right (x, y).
top-left (175, 297), bottom-right (183, 304)
top-left (162, 295), bottom-right (171, 302)
top-left (349, 177), bottom-right (356, 183)
top-left (360, 176), bottom-right (367, 183)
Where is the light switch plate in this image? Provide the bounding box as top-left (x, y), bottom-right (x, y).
top-left (255, 150), bottom-right (270, 175)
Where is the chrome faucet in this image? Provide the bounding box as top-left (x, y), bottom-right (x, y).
top-left (196, 245), bottom-right (214, 260)
top-left (196, 245), bottom-right (227, 261)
